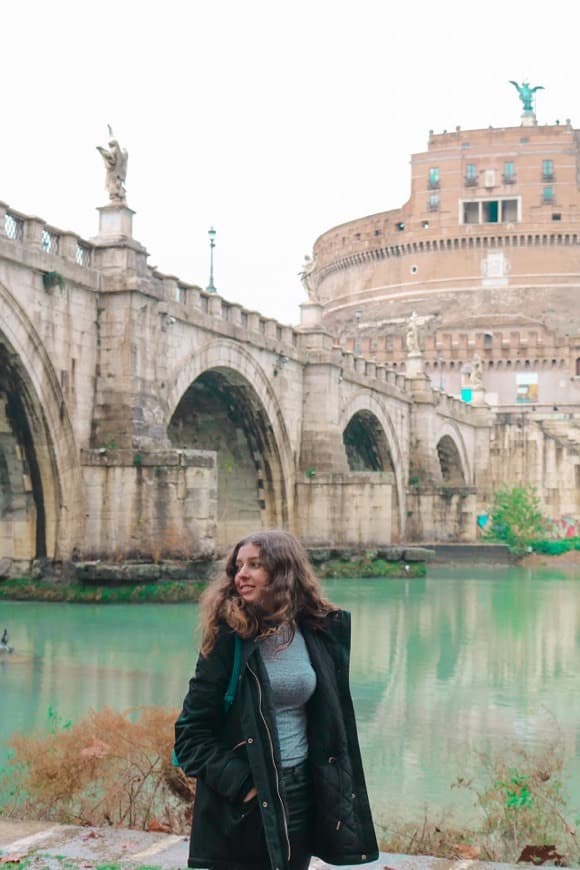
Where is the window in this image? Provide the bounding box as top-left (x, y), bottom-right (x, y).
top-left (465, 164), bottom-right (478, 186)
top-left (484, 334), bottom-right (493, 349)
top-left (461, 198), bottom-right (519, 225)
top-left (428, 167), bottom-right (440, 189)
top-left (428, 193), bottom-right (440, 211)
top-left (463, 202), bottom-right (479, 223)
top-left (542, 159), bottom-right (554, 181)
top-left (543, 186), bottom-right (554, 203)
top-left (503, 161), bottom-right (515, 183)
top-left (482, 201), bottom-right (499, 222)
top-left (552, 213), bottom-right (562, 221)
top-left (502, 199), bottom-right (518, 221)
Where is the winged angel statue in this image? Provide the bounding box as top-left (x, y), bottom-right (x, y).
top-left (97, 125), bottom-right (128, 204)
top-left (509, 80), bottom-right (544, 113)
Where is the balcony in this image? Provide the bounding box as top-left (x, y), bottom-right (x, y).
top-left (428, 179), bottom-right (440, 190)
top-left (502, 174), bottom-right (516, 185)
top-left (464, 176), bottom-right (478, 187)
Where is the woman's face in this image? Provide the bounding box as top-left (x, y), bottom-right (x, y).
top-left (234, 543), bottom-right (270, 606)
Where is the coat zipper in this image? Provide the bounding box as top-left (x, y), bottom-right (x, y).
top-left (247, 662), bottom-right (291, 863)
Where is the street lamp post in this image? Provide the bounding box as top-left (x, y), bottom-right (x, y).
top-left (206, 227), bottom-right (217, 293)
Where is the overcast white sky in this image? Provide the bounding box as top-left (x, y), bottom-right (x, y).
top-left (2, 0), bottom-right (578, 325)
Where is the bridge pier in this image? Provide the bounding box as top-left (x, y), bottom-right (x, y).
top-left (295, 328), bottom-right (396, 545)
top-left (81, 448), bottom-right (217, 560)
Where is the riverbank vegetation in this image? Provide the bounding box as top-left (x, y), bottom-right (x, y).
top-left (377, 741), bottom-right (579, 866)
top-left (0, 707), bottom-right (193, 834)
top-left (0, 578), bottom-right (205, 604)
top-left (315, 556), bottom-right (426, 579)
top-left (484, 484), bottom-right (580, 562)
top-left (529, 537), bottom-right (580, 556)
top-left (1, 707), bottom-right (578, 866)
top-left (484, 483), bottom-right (549, 553)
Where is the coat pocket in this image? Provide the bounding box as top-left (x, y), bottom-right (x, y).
top-left (311, 756), bottom-right (358, 851)
top-left (223, 795), bottom-right (258, 834)
top-left (223, 796), bottom-right (267, 859)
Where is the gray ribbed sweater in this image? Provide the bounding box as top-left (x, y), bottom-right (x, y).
top-left (258, 626), bottom-right (317, 767)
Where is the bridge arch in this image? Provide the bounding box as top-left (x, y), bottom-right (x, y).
top-left (0, 282), bottom-right (83, 562)
top-left (434, 421), bottom-right (471, 484)
top-left (166, 341), bottom-right (294, 547)
top-left (339, 393), bottom-right (406, 541)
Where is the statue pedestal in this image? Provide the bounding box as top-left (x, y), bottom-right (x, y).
top-left (95, 204), bottom-right (135, 240)
top-left (406, 351), bottom-right (423, 378)
top-left (299, 301), bottom-right (324, 329)
top-left (520, 110), bottom-right (536, 127)
top-left (91, 203), bottom-right (148, 280)
top-left (471, 385), bottom-right (487, 406)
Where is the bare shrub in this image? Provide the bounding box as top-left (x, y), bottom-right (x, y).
top-left (453, 742), bottom-right (578, 865)
top-left (377, 808), bottom-right (480, 860)
top-left (378, 740), bottom-right (578, 866)
top-left (0, 706), bottom-right (194, 833)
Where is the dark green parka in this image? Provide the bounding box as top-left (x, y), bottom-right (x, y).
top-left (174, 610), bottom-right (378, 870)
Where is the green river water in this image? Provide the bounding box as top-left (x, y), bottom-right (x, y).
top-left (1, 564), bottom-right (579, 828)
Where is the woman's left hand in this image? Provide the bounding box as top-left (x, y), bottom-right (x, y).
top-left (243, 786), bottom-right (257, 802)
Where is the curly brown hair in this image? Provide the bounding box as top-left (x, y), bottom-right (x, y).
top-left (200, 530), bottom-right (335, 655)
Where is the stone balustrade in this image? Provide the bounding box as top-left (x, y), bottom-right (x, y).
top-left (0, 201), bottom-right (94, 268)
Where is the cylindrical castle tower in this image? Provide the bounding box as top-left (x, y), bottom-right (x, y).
top-left (311, 119), bottom-right (580, 406)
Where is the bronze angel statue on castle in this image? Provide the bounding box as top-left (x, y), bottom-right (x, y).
top-left (509, 80), bottom-right (544, 113)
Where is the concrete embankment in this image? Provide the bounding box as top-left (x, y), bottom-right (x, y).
top-left (426, 543), bottom-right (511, 564)
top-left (0, 819), bottom-right (519, 870)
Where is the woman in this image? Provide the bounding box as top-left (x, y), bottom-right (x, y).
top-left (174, 530), bottom-right (378, 870)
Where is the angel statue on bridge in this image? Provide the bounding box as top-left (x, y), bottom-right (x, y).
top-left (299, 253), bottom-right (319, 302)
top-left (97, 126), bottom-right (128, 204)
top-left (406, 311), bottom-right (421, 355)
top-left (509, 80), bottom-right (544, 113)
top-left (470, 354), bottom-right (483, 387)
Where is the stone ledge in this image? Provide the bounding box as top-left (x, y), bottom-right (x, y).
top-left (81, 448), bottom-right (215, 468)
top-left (72, 560), bottom-right (215, 583)
top-left (307, 546), bottom-right (435, 565)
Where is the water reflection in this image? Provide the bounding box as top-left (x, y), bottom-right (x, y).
top-left (1, 566), bottom-right (579, 825)
top-left (334, 568), bottom-right (580, 821)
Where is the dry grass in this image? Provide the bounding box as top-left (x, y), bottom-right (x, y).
top-left (0, 706), bottom-right (194, 834)
top-left (378, 740), bottom-right (579, 866)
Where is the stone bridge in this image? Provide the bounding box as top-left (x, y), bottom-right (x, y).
top-left (0, 199), bottom-right (492, 571)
